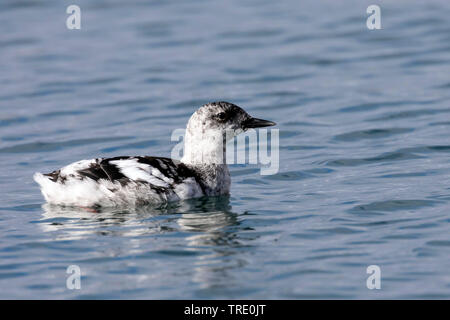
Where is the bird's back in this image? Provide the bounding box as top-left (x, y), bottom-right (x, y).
top-left (34, 156), bottom-right (206, 207)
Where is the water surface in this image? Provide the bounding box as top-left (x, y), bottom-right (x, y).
top-left (0, 0), bottom-right (449, 299)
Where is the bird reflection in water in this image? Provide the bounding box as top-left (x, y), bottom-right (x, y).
top-left (40, 196), bottom-right (255, 292)
top-left (40, 196), bottom-right (242, 240)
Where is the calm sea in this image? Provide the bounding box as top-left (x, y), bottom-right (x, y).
top-left (0, 0), bottom-right (449, 299)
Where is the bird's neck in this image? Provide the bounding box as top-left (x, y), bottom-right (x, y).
top-left (181, 130), bottom-right (228, 166)
top-left (181, 130), bottom-right (231, 196)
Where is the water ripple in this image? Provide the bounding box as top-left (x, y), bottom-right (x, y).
top-left (334, 128), bottom-right (413, 141)
top-left (348, 200), bottom-right (437, 214)
top-left (0, 137), bottom-right (133, 153)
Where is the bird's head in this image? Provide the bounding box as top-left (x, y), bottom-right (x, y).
top-left (186, 101), bottom-right (276, 140)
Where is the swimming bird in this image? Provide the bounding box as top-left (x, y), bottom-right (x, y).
top-left (34, 102), bottom-right (276, 207)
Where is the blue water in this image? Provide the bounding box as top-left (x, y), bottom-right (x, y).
top-left (1, 0), bottom-right (450, 299)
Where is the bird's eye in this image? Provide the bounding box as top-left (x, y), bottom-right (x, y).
top-left (216, 112), bottom-right (227, 121)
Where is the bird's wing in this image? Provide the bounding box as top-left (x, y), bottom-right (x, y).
top-left (44, 156), bottom-right (203, 191)
top-left (36, 156), bottom-right (205, 206)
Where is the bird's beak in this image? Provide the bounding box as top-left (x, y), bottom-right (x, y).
top-left (243, 117), bottom-right (276, 129)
